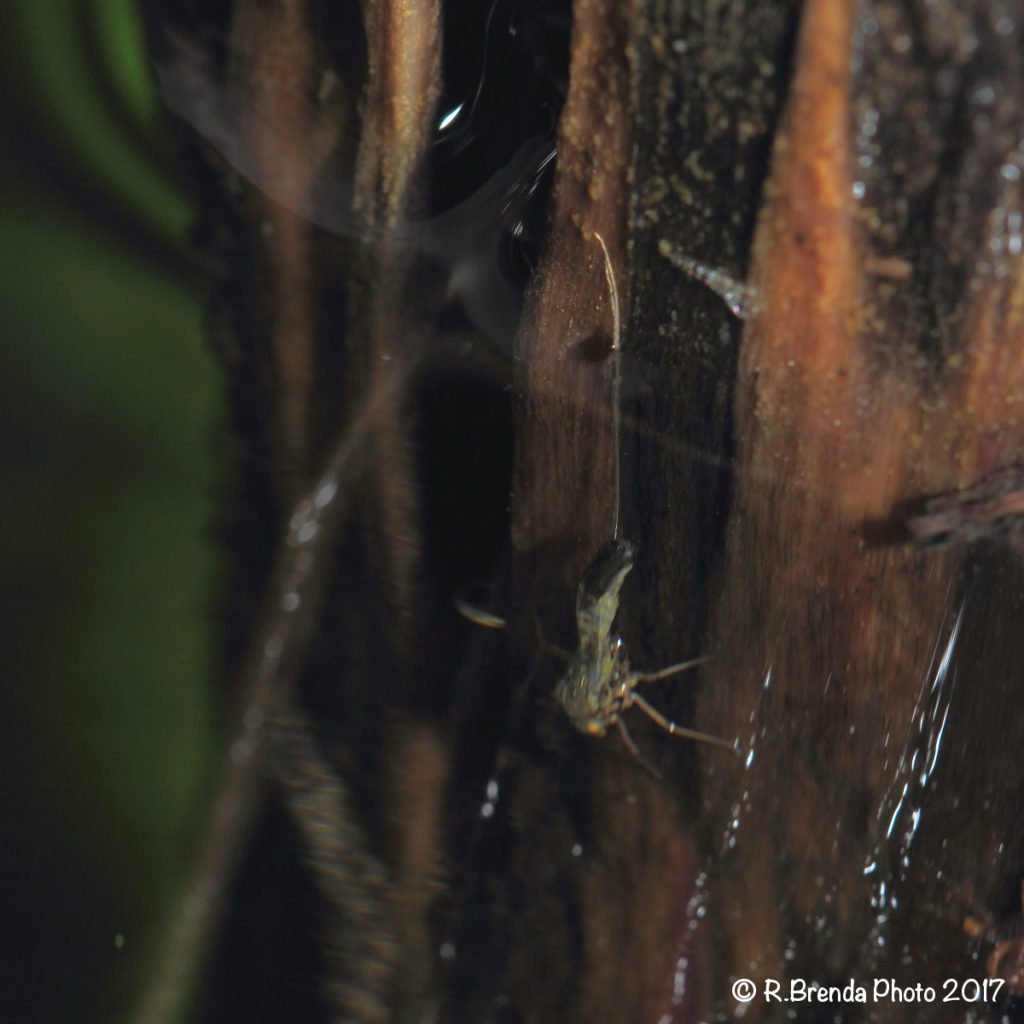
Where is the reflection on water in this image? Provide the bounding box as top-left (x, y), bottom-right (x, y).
top-left (865, 604), bottom-right (962, 944)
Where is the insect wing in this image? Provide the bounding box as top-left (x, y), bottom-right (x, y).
top-left (575, 539), bottom-right (635, 646)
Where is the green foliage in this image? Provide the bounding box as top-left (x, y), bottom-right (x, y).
top-left (0, 3), bottom-right (220, 1021)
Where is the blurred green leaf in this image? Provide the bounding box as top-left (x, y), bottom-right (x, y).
top-left (0, 3), bottom-right (222, 1021)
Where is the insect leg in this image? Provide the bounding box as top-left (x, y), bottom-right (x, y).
top-left (614, 717), bottom-right (663, 779)
top-left (628, 690), bottom-right (735, 752)
top-left (631, 655), bottom-right (708, 683)
top-left (454, 581), bottom-right (507, 629)
top-left (533, 611), bottom-right (573, 661)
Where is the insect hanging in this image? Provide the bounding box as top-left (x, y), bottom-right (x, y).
top-left (547, 235), bottom-right (733, 771)
top-left (553, 539), bottom-right (735, 770)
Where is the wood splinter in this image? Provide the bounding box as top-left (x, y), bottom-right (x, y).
top-left (906, 465), bottom-right (1024, 551)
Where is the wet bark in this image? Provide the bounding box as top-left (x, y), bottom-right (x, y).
top-left (696, 2), bottom-right (1024, 1020)
top-left (142, 0), bottom-right (1024, 1021)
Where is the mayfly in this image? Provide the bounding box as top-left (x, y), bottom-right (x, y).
top-left (553, 537), bottom-right (734, 765)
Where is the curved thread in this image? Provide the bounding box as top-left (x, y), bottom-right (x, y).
top-left (593, 231), bottom-right (621, 540)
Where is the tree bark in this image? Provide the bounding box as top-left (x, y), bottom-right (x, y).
top-left (145, 0), bottom-right (1024, 1020)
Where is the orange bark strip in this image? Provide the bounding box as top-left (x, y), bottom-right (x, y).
top-left (511, 0), bottom-right (632, 569)
top-left (740, 0), bottom-right (905, 523)
top-left (701, 0), bottom-right (945, 1007)
top-left (697, 0), bottom-right (1024, 1016)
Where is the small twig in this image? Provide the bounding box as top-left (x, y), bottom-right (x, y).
top-left (133, 361), bottom-right (412, 1024)
top-left (268, 712), bottom-right (398, 1024)
top-left (906, 465), bottom-right (1024, 549)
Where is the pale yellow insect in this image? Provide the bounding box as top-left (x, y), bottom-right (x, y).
top-left (553, 539), bottom-right (734, 769)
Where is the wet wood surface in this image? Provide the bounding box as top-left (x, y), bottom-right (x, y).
top-left (696, 3), bottom-right (1024, 1020)
top-left (143, 0), bottom-right (1024, 1021)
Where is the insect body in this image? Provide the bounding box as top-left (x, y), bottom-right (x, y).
top-left (553, 539), bottom-right (733, 766)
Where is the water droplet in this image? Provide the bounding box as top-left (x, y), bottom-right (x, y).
top-left (437, 101), bottom-right (465, 132)
top-left (314, 480), bottom-right (337, 509)
top-left (289, 500), bottom-right (312, 532)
